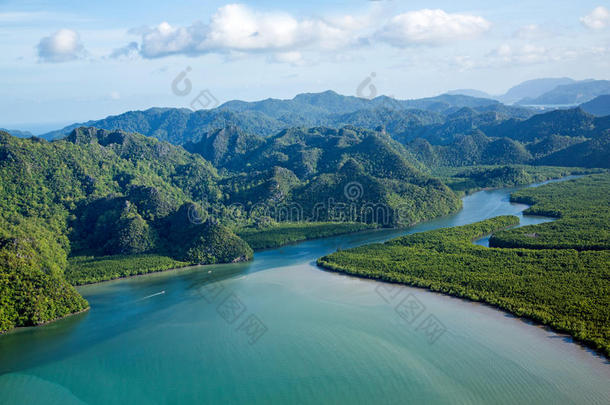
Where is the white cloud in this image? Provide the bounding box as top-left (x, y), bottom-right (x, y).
top-left (484, 43), bottom-right (591, 67)
top-left (135, 4), bottom-right (363, 59)
top-left (376, 9), bottom-right (491, 46)
top-left (109, 41), bottom-right (140, 59)
top-left (122, 5), bottom-right (491, 63)
top-left (37, 29), bottom-right (86, 63)
top-left (452, 55), bottom-right (477, 71)
top-left (580, 6), bottom-right (610, 29)
top-left (487, 43), bottom-right (549, 64)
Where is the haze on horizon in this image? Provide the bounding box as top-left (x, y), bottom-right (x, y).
top-left (1, 0), bottom-right (610, 132)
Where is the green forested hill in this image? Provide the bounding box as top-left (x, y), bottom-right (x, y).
top-left (535, 136), bottom-right (610, 168)
top-left (207, 126), bottom-right (461, 226)
top-left (0, 128), bottom-right (253, 332)
top-left (404, 108), bottom-right (610, 168)
top-left (483, 108), bottom-right (606, 141)
top-left (183, 126), bottom-right (265, 168)
top-left (225, 126), bottom-right (425, 177)
top-left (408, 132), bottom-right (533, 167)
top-left (43, 108), bottom-right (284, 143)
top-left (580, 95), bottom-right (610, 117)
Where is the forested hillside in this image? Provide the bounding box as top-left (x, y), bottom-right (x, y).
top-left (40, 92), bottom-right (610, 171)
top-left (0, 128), bottom-right (252, 332)
top-left (0, 125), bottom-right (462, 332)
top-left (205, 126), bottom-right (462, 226)
top-left (580, 95), bottom-right (610, 117)
top-left (405, 108), bottom-right (610, 168)
top-left (41, 91), bottom-right (533, 143)
top-left (2, 88), bottom-right (609, 333)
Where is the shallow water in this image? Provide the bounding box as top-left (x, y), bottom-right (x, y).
top-left (1, 178), bottom-right (608, 404)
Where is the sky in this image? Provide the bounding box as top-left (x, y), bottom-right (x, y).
top-left (1, 0), bottom-right (610, 133)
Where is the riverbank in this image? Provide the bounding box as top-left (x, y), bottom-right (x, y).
top-left (236, 222), bottom-right (377, 250)
top-left (65, 223), bottom-right (378, 286)
top-left (317, 174), bottom-right (610, 358)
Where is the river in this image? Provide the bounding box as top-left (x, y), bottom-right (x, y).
top-left (0, 178), bottom-right (608, 404)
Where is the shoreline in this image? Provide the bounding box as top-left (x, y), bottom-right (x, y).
top-left (0, 307), bottom-right (90, 336)
top-left (72, 263), bottom-right (202, 287)
top-left (316, 261), bottom-right (610, 362)
top-left (315, 176), bottom-right (609, 360)
top-left (34, 307), bottom-right (91, 326)
top-left (71, 213), bottom-right (455, 287)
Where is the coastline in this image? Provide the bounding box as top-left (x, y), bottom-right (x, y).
top-left (315, 175), bottom-right (609, 360)
top-left (316, 258), bottom-right (610, 361)
top-left (34, 307), bottom-right (91, 327)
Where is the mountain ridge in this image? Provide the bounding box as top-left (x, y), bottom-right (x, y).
top-left (40, 91), bottom-right (529, 143)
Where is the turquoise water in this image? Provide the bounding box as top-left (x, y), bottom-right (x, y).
top-left (1, 180), bottom-right (608, 404)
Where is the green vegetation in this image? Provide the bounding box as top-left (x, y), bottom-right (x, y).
top-left (42, 92), bottom-right (610, 171)
top-left (219, 127), bottom-right (462, 227)
top-left (0, 129), bottom-right (251, 332)
top-left (66, 254), bottom-right (189, 285)
top-left (0, 222), bottom-right (89, 332)
top-left (433, 165), bottom-right (601, 195)
top-left (0, 125), bottom-right (458, 332)
top-left (490, 174), bottom-right (610, 250)
top-left (318, 174), bottom-right (610, 357)
top-left (42, 92), bottom-right (522, 142)
top-left (404, 108), bottom-right (610, 169)
top-left (580, 94), bottom-right (610, 117)
top-left (237, 222), bottom-right (377, 250)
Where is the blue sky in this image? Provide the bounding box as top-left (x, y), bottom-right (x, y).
top-left (1, 0), bottom-right (609, 132)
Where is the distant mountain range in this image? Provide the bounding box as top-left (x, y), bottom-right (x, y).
top-left (498, 78), bottom-right (577, 104)
top-left (0, 128), bottom-right (34, 138)
top-left (40, 91), bottom-right (532, 143)
top-left (447, 77), bottom-right (610, 106)
top-left (20, 88), bottom-right (607, 171)
top-left (517, 80), bottom-right (610, 106)
top-left (580, 95), bottom-right (610, 116)
top-left (444, 89), bottom-right (493, 99)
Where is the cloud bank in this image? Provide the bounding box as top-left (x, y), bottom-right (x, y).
top-left (37, 29), bottom-right (86, 63)
top-left (376, 9), bottom-right (491, 46)
top-left (120, 4), bottom-right (490, 61)
top-left (580, 6), bottom-right (610, 29)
